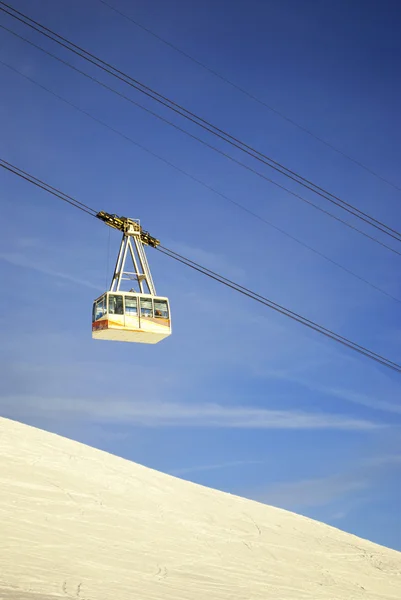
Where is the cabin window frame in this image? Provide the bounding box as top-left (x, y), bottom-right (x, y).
top-left (154, 299), bottom-right (169, 319)
top-left (108, 293), bottom-right (124, 315)
top-left (140, 296), bottom-right (154, 318)
top-left (124, 295), bottom-right (138, 316)
top-left (93, 295), bottom-right (107, 321)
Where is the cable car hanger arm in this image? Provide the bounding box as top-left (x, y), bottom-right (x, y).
top-left (96, 210), bottom-right (160, 248)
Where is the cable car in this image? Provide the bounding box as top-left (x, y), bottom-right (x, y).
top-left (92, 212), bottom-right (171, 344)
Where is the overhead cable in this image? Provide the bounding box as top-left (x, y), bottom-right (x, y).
top-left (97, 0), bottom-right (401, 196)
top-left (1, 58), bottom-right (400, 304)
top-left (1, 24), bottom-right (401, 259)
top-left (1, 1), bottom-right (400, 244)
top-left (1, 157), bottom-right (400, 374)
top-left (157, 245), bottom-right (401, 373)
top-left (0, 159), bottom-right (97, 216)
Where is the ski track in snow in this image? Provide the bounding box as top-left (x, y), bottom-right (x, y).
top-left (0, 417), bottom-right (400, 599)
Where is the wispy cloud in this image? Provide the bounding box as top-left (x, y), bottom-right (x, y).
top-left (319, 387), bottom-right (401, 415)
top-left (0, 395), bottom-right (381, 431)
top-left (169, 459), bottom-right (265, 476)
top-left (252, 452), bottom-right (401, 512)
top-left (256, 473), bottom-right (370, 510)
top-left (366, 454), bottom-right (401, 468)
top-left (261, 365), bottom-right (401, 416)
top-left (329, 511), bottom-right (348, 521)
top-left (0, 252), bottom-right (101, 290)
top-left (165, 240), bottom-right (246, 281)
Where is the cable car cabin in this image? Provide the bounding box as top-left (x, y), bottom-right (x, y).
top-left (92, 292), bottom-right (171, 344)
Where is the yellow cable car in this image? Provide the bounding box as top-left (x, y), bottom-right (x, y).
top-left (92, 212), bottom-right (171, 344)
top-left (92, 292), bottom-right (171, 344)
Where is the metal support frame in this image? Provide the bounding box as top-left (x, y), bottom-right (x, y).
top-left (110, 227), bottom-right (156, 295)
top-left (96, 211), bottom-right (159, 296)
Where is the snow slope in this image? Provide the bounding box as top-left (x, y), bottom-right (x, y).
top-left (0, 416), bottom-right (400, 599)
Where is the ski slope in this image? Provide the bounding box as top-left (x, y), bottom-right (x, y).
top-left (0, 416), bottom-right (400, 599)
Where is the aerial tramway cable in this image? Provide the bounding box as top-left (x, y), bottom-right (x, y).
top-left (1, 60), bottom-right (400, 304)
top-left (1, 157), bottom-right (400, 373)
top-left (0, 159), bottom-right (97, 217)
top-left (97, 0), bottom-right (401, 196)
top-left (1, 23), bottom-right (400, 260)
top-left (1, 1), bottom-right (401, 245)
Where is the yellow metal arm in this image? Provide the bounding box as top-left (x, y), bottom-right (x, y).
top-left (96, 211), bottom-right (160, 248)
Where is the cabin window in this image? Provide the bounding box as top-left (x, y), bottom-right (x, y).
top-left (94, 295), bottom-right (106, 321)
top-left (108, 294), bottom-right (124, 315)
top-left (154, 299), bottom-right (169, 319)
top-left (125, 296), bottom-right (138, 316)
top-left (140, 297), bottom-right (153, 318)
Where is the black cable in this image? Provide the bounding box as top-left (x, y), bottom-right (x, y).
top-left (97, 0), bottom-right (401, 196)
top-left (1, 156), bottom-right (400, 373)
top-left (1, 1), bottom-right (400, 243)
top-left (2, 58), bottom-right (400, 305)
top-left (157, 245), bottom-right (401, 373)
top-left (2, 24), bottom-right (401, 259)
top-left (0, 159), bottom-right (97, 216)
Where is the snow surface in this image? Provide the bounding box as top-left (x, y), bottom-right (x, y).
top-left (0, 416), bottom-right (400, 599)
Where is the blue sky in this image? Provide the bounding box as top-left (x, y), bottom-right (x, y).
top-left (1, 0), bottom-right (400, 551)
